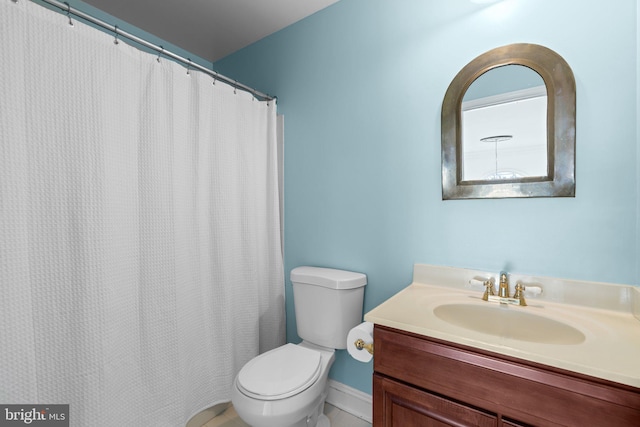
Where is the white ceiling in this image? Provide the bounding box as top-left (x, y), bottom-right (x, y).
top-left (82, 0), bottom-right (340, 63)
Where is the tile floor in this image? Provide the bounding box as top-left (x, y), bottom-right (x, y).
top-left (201, 403), bottom-right (371, 427)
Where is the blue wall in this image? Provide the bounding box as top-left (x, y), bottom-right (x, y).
top-left (214, 0), bottom-right (639, 394)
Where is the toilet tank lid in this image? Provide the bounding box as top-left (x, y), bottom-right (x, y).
top-left (290, 266), bottom-right (367, 289)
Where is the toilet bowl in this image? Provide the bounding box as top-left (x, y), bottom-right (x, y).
top-left (231, 266), bottom-right (367, 427)
top-left (231, 342), bottom-right (335, 427)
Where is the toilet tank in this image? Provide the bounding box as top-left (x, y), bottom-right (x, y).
top-left (290, 266), bottom-right (367, 350)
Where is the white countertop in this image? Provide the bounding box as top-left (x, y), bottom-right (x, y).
top-left (365, 264), bottom-right (640, 388)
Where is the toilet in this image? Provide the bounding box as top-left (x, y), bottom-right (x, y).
top-left (231, 266), bottom-right (367, 427)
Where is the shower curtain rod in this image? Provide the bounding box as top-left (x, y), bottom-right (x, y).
top-left (33, 0), bottom-right (275, 101)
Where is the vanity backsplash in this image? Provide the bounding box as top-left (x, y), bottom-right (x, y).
top-left (412, 264), bottom-right (637, 313)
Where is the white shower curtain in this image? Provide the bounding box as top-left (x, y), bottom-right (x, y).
top-left (0, 1), bottom-right (285, 426)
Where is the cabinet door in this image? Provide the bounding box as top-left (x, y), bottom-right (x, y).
top-left (374, 374), bottom-right (497, 427)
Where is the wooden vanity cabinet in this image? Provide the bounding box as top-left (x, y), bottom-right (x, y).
top-left (372, 325), bottom-right (640, 426)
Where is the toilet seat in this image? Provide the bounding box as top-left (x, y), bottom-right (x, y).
top-left (237, 344), bottom-right (322, 401)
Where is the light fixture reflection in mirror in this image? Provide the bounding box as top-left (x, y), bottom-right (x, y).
top-left (473, 135), bottom-right (516, 180)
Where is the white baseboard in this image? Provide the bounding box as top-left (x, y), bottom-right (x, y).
top-left (326, 379), bottom-right (372, 423)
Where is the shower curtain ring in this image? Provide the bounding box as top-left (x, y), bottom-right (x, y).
top-left (186, 59), bottom-right (191, 75)
top-left (64, 2), bottom-right (74, 26)
top-left (157, 46), bottom-right (163, 63)
top-left (113, 26), bottom-right (120, 45)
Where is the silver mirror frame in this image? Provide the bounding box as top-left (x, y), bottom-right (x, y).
top-left (442, 43), bottom-right (576, 199)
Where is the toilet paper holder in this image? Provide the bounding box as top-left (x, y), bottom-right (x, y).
top-left (354, 338), bottom-right (374, 355)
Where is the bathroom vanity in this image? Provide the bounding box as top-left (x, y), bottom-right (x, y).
top-left (365, 265), bottom-right (640, 426)
top-left (372, 326), bottom-right (639, 426)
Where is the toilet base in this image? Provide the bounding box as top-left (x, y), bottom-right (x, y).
top-left (317, 413), bottom-right (330, 427)
top-left (233, 389), bottom-right (327, 427)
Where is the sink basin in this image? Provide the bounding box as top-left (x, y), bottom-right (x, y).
top-left (433, 303), bottom-right (586, 345)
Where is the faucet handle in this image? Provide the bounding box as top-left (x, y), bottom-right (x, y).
top-left (482, 279), bottom-right (496, 301)
top-left (467, 277), bottom-right (495, 300)
top-left (523, 284), bottom-right (543, 295)
top-left (513, 282), bottom-right (527, 306)
top-left (516, 282), bottom-right (543, 295)
top-left (468, 276), bottom-right (491, 289)
top-left (513, 282), bottom-right (543, 306)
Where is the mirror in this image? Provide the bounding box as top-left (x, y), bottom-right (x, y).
top-left (462, 65), bottom-right (547, 181)
top-left (442, 44), bottom-right (576, 199)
